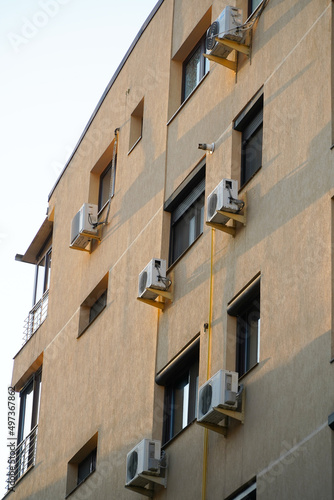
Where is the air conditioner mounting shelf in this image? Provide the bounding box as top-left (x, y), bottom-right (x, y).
top-left (137, 286), bottom-right (173, 311)
top-left (70, 229), bottom-right (102, 253)
top-left (204, 38), bottom-right (251, 72)
top-left (206, 193), bottom-right (247, 236)
top-left (197, 386), bottom-right (245, 436)
top-left (125, 474), bottom-right (167, 498)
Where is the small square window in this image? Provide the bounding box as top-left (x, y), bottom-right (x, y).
top-left (129, 98), bottom-right (144, 152)
top-left (228, 276), bottom-right (260, 378)
top-left (234, 94), bottom-right (263, 188)
top-left (165, 164), bottom-right (205, 266)
top-left (78, 274), bottom-right (108, 337)
top-left (182, 35), bottom-right (209, 102)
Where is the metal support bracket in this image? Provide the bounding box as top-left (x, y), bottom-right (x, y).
top-left (125, 474), bottom-right (167, 497)
top-left (206, 193), bottom-right (247, 237)
top-left (69, 228), bottom-right (102, 253)
top-left (196, 420), bottom-right (228, 437)
top-left (137, 274), bottom-right (173, 311)
top-left (204, 39), bottom-right (250, 73)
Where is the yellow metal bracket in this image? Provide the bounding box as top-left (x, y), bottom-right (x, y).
top-left (206, 193), bottom-right (247, 237)
top-left (196, 420), bottom-right (228, 437)
top-left (69, 228), bottom-right (102, 253)
top-left (204, 38), bottom-right (250, 73)
top-left (214, 387), bottom-right (245, 424)
top-left (137, 275), bottom-right (173, 311)
top-left (125, 473), bottom-right (167, 497)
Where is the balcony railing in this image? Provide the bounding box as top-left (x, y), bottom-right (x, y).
top-left (22, 290), bottom-right (49, 345)
top-left (6, 425), bottom-right (38, 491)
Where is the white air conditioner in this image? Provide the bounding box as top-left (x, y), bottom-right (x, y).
top-left (207, 179), bottom-right (239, 225)
top-left (206, 6), bottom-right (243, 59)
top-left (126, 439), bottom-right (161, 488)
top-left (197, 370), bottom-right (238, 425)
top-left (70, 203), bottom-right (98, 249)
top-left (138, 259), bottom-right (167, 300)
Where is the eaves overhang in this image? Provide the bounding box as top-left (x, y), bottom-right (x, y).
top-left (15, 217), bottom-right (53, 265)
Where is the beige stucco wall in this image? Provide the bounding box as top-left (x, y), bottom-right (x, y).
top-left (8, 1), bottom-right (334, 499)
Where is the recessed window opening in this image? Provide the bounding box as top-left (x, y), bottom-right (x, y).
top-left (66, 433), bottom-right (98, 498)
top-left (182, 35), bottom-right (209, 102)
top-left (129, 98), bottom-right (144, 152)
top-left (165, 163), bottom-right (206, 266)
top-left (33, 247), bottom-right (51, 306)
top-left (78, 274), bottom-right (108, 337)
top-left (98, 157), bottom-right (116, 213)
top-left (228, 276), bottom-right (260, 378)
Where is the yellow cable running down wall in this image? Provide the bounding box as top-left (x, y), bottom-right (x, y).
top-left (202, 228), bottom-right (215, 500)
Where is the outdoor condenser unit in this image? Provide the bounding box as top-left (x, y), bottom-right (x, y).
top-left (206, 6), bottom-right (244, 60)
top-left (70, 203), bottom-right (98, 250)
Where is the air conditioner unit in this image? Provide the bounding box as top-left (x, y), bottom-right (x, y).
top-left (206, 6), bottom-right (243, 59)
top-left (197, 370), bottom-right (238, 425)
top-left (138, 259), bottom-right (167, 300)
top-left (207, 179), bottom-right (239, 225)
top-left (126, 439), bottom-right (161, 488)
top-left (70, 203), bottom-right (98, 249)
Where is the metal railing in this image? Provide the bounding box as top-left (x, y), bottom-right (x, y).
top-left (22, 290), bottom-right (49, 345)
top-left (6, 425), bottom-right (38, 491)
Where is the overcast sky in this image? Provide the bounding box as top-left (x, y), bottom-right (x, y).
top-left (0, 0), bottom-right (158, 494)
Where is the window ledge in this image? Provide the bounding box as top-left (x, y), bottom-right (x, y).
top-left (167, 231), bottom-right (203, 272)
top-left (65, 470), bottom-right (96, 499)
top-left (127, 135), bottom-right (142, 155)
top-left (167, 72), bottom-right (210, 127)
top-left (77, 305), bottom-right (106, 339)
top-left (162, 419), bottom-right (197, 449)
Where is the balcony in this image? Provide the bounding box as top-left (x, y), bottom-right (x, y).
top-left (22, 290), bottom-right (49, 345)
top-left (6, 425), bottom-right (38, 491)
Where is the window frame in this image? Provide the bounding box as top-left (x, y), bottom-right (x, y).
top-left (156, 338), bottom-right (199, 446)
top-left (17, 368), bottom-right (42, 445)
top-left (248, 0), bottom-right (263, 16)
top-left (66, 433), bottom-right (98, 498)
top-left (225, 479), bottom-right (256, 500)
top-left (182, 34), bottom-right (209, 103)
top-left (234, 93), bottom-right (263, 188)
top-left (98, 158), bottom-right (116, 214)
top-left (165, 163), bottom-right (206, 267)
top-left (228, 276), bottom-right (260, 378)
top-left (33, 246), bottom-right (52, 306)
top-left (78, 275), bottom-right (108, 338)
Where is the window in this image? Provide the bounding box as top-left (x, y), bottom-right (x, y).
top-left (182, 35), bottom-right (209, 102)
top-left (33, 247), bottom-right (51, 305)
top-left (234, 93), bottom-right (263, 187)
top-left (16, 368), bottom-right (42, 480)
top-left (226, 479), bottom-right (256, 499)
top-left (77, 448), bottom-right (97, 486)
top-left (156, 338), bottom-right (199, 445)
top-left (228, 276), bottom-right (260, 378)
top-left (66, 434), bottom-right (98, 498)
top-left (165, 164), bottom-right (205, 266)
top-left (248, 0), bottom-right (262, 15)
top-left (129, 98), bottom-right (144, 152)
top-left (98, 158), bottom-right (116, 212)
top-left (78, 274), bottom-right (108, 337)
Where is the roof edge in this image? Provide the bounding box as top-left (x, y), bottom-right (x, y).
top-left (48, 0), bottom-right (164, 202)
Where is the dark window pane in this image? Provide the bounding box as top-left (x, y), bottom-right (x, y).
top-left (77, 448), bottom-right (96, 485)
top-left (99, 163), bottom-right (112, 211)
top-left (89, 290), bottom-right (107, 323)
top-left (241, 124), bottom-right (263, 185)
top-left (182, 36), bottom-right (209, 102)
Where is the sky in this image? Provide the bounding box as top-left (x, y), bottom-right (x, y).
top-left (0, 0), bottom-right (158, 494)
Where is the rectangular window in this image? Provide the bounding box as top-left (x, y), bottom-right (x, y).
top-left (234, 94), bottom-right (263, 188)
top-left (66, 433), bottom-right (98, 498)
top-left (15, 368), bottom-right (42, 481)
top-left (228, 276), bottom-right (260, 378)
top-left (98, 158), bottom-right (116, 212)
top-left (156, 338), bottom-right (199, 445)
top-left (33, 247), bottom-right (51, 306)
top-left (182, 35), bottom-right (209, 102)
top-left (78, 274), bottom-right (108, 337)
top-left (225, 479), bottom-right (256, 499)
top-left (165, 164), bottom-right (205, 266)
top-left (77, 448), bottom-right (97, 486)
top-left (129, 98), bottom-right (144, 152)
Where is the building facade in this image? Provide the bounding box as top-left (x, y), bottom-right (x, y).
top-left (4, 0), bottom-right (334, 499)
